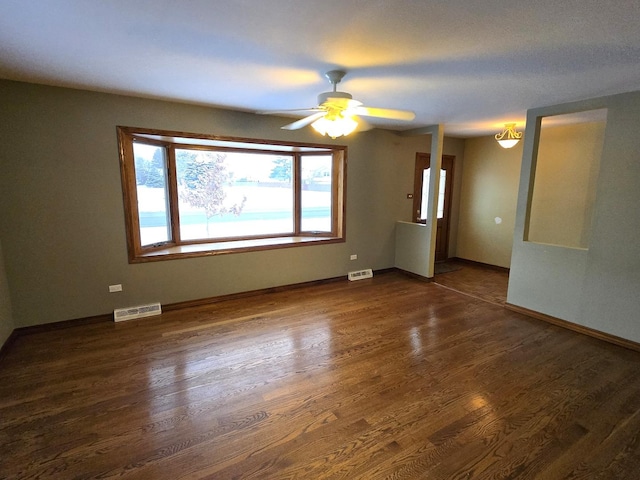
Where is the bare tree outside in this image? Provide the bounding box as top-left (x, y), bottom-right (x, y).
top-left (178, 151), bottom-right (247, 236)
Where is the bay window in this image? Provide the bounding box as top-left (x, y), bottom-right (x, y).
top-left (118, 127), bottom-right (346, 262)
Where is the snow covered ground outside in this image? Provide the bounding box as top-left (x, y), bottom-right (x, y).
top-left (136, 185), bottom-right (332, 245)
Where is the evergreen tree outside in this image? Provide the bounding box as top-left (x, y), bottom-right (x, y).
top-left (269, 157), bottom-right (292, 182)
top-left (134, 155), bottom-right (165, 187)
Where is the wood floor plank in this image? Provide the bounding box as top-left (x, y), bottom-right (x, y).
top-left (1, 271), bottom-right (639, 479)
top-left (434, 259), bottom-right (509, 305)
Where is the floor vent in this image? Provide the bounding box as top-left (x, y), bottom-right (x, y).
top-left (348, 269), bottom-right (373, 281)
top-left (113, 303), bottom-right (162, 322)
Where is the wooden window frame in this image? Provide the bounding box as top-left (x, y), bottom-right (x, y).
top-left (117, 126), bottom-right (347, 263)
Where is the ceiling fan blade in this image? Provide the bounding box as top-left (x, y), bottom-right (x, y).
top-left (354, 116), bottom-right (374, 132)
top-left (322, 97), bottom-right (357, 110)
top-left (257, 107), bottom-right (323, 115)
top-left (281, 111), bottom-right (327, 130)
top-left (352, 106), bottom-right (416, 121)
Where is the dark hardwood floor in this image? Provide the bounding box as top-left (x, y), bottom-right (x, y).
top-left (434, 259), bottom-right (509, 305)
top-left (1, 271), bottom-right (640, 479)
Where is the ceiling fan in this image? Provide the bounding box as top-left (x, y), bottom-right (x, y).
top-left (258, 70), bottom-right (416, 138)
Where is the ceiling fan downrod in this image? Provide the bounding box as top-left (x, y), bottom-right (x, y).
top-left (325, 70), bottom-right (347, 90)
top-left (318, 70), bottom-right (352, 104)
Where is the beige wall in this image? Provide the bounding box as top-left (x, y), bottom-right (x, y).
top-left (0, 80), bottom-right (464, 328)
top-left (455, 136), bottom-right (522, 268)
top-left (528, 121), bottom-right (605, 248)
top-left (0, 240), bottom-right (14, 348)
top-left (509, 91), bottom-right (640, 343)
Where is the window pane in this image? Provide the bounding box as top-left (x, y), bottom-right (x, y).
top-left (133, 143), bottom-right (171, 246)
top-left (301, 155), bottom-right (332, 232)
top-left (420, 168), bottom-right (446, 220)
top-left (437, 170), bottom-right (446, 219)
top-left (420, 168), bottom-right (430, 221)
top-left (176, 150), bottom-right (294, 240)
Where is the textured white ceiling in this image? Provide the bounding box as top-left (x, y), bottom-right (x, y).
top-left (2, 0), bottom-right (640, 136)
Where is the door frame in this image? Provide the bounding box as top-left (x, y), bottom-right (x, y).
top-left (412, 153), bottom-right (455, 262)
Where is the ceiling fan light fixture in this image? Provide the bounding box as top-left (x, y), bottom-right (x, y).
top-left (261, 70), bottom-right (414, 136)
top-left (311, 113), bottom-right (358, 139)
top-left (495, 123), bottom-right (523, 148)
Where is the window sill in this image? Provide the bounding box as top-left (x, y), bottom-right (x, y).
top-left (131, 235), bottom-right (343, 263)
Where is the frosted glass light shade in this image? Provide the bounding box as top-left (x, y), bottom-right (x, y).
top-left (312, 115), bottom-right (358, 139)
top-left (495, 123), bottom-right (523, 148)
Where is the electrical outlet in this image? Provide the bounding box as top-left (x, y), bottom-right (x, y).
top-left (350, 254), bottom-right (357, 260)
top-left (109, 284), bottom-right (123, 293)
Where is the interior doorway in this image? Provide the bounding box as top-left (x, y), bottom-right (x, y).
top-left (412, 153), bottom-right (455, 262)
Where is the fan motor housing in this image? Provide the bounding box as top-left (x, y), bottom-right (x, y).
top-left (317, 91), bottom-right (352, 105)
